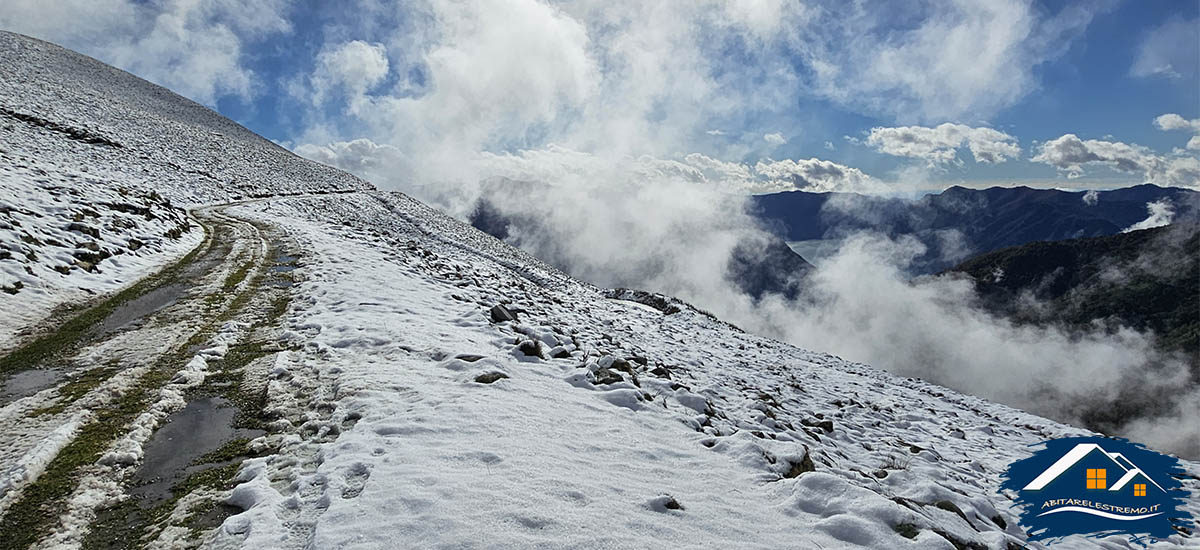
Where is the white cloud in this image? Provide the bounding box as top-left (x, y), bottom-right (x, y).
top-left (705, 129), bottom-right (727, 136)
top-left (754, 158), bottom-right (880, 193)
top-left (1033, 134), bottom-right (1200, 189)
top-left (823, 141), bottom-right (834, 151)
top-left (1131, 17), bottom-right (1199, 80)
top-left (1154, 113), bottom-right (1200, 133)
top-left (294, 138), bottom-right (406, 183)
top-left (0, 0), bottom-right (292, 105)
top-left (1122, 199), bottom-right (1174, 233)
top-left (1082, 189), bottom-right (1098, 206)
top-left (311, 40), bottom-right (390, 105)
top-left (866, 123), bottom-right (1020, 164)
top-left (1154, 113), bottom-right (1200, 152)
top-left (763, 132), bottom-right (787, 146)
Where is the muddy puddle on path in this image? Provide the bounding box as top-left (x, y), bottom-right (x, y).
top-left (91, 283), bottom-right (187, 336)
top-left (90, 225), bottom-right (235, 339)
top-left (0, 368), bottom-right (63, 407)
top-left (129, 396), bottom-right (263, 507)
top-left (266, 253), bottom-right (297, 288)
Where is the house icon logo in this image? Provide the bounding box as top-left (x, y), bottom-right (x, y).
top-left (1000, 436), bottom-right (1193, 543)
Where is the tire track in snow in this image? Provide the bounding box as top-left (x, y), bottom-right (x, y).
top-left (0, 204), bottom-right (284, 549)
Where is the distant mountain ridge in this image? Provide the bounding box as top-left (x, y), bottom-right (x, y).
top-left (750, 184), bottom-right (1199, 273)
top-left (947, 222), bottom-right (1199, 359)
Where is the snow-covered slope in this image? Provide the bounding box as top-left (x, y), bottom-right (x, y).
top-left (0, 31), bottom-right (370, 348)
top-left (0, 31), bottom-right (1197, 549)
top-left (218, 192), bottom-right (1200, 549)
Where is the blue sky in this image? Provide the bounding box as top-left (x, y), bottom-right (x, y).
top-left (2, 0), bottom-right (1197, 193)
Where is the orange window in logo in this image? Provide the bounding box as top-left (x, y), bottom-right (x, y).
top-left (1134, 484), bottom-right (1146, 496)
top-left (1086, 468), bottom-right (1106, 489)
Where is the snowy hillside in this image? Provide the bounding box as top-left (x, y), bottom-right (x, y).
top-left (0, 31), bottom-right (1197, 550)
top-left (0, 31), bottom-right (370, 348)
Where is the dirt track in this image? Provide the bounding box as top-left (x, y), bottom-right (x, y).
top-left (0, 202), bottom-right (298, 550)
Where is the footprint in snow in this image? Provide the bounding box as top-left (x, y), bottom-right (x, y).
top-left (340, 461), bottom-right (372, 499)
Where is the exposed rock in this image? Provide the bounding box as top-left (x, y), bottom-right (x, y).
top-left (474, 372), bottom-right (508, 384)
top-left (783, 451), bottom-right (815, 478)
top-left (801, 417), bottom-right (834, 433)
top-left (490, 304), bottom-right (518, 322)
top-left (66, 221), bottom-right (99, 238)
top-left (593, 368), bottom-right (624, 385)
top-left (517, 340), bottom-right (542, 358)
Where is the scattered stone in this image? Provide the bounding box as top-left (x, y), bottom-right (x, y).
top-left (609, 358), bottom-right (636, 375)
top-left (456, 354), bottom-right (486, 362)
top-left (649, 366), bottom-right (670, 378)
top-left (873, 469), bottom-right (888, 479)
top-left (593, 368), bottom-right (623, 385)
top-left (474, 372), bottom-right (508, 384)
top-left (783, 451), bottom-right (815, 478)
top-left (801, 417), bottom-right (834, 433)
top-left (517, 340), bottom-right (542, 358)
top-left (933, 500), bottom-right (969, 523)
top-left (550, 347), bottom-right (572, 359)
top-left (66, 222), bottom-right (99, 238)
top-left (490, 304), bottom-right (518, 322)
top-left (893, 523), bottom-right (919, 539)
top-left (663, 497), bottom-right (683, 510)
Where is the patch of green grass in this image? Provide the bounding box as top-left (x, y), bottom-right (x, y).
top-left (221, 258), bottom-right (255, 293)
top-left (0, 223), bottom-right (210, 375)
top-left (1, 226), bottom-right (296, 550)
top-left (192, 438), bottom-right (252, 466)
top-left (0, 353), bottom-right (180, 550)
top-left (80, 240), bottom-right (293, 549)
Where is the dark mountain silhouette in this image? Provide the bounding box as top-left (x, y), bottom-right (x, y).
top-left (946, 222), bottom-right (1199, 361)
top-left (750, 184), bottom-right (1199, 273)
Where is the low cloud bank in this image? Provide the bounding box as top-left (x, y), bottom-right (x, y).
top-left (430, 171), bottom-right (1199, 459)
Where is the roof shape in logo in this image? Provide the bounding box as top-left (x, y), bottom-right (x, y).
top-left (1021, 443), bottom-right (1165, 493)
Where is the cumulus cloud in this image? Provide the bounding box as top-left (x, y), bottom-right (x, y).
top-left (754, 158), bottom-right (880, 193)
top-left (1154, 113), bottom-right (1200, 152)
top-left (0, 0), bottom-right (292, 105)
top-left (310, 40), bottom-right (390, 105)
top-left (293, 138), bottom-right (406, 184)
top-left (1154, 113), bottom-right (1200, 133)
top-left (763, 132), bottom-right (787, 146)
top-left (1131, 17), bottom-right (1199, 80)
top-left (1033, 134), bottom-right (1200, 189)
top-left (866, 123), bottom-right (1020, 164)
